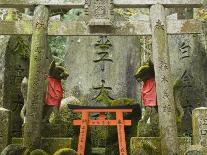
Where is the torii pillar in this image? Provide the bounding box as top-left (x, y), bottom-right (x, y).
top-left (150, 4), bottom-right (178, 155)
top-left (23, 5), bottom-right (49, 148)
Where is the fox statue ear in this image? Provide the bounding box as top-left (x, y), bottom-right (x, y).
top-left (49, 60), bottom-right (56, 73)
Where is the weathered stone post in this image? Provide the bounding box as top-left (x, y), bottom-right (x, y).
top-left (192, 107), bottom-right (207, 146)
top-left (0, 108), bottom-right (11, 152)
top-left (23, 5), bottom-right (49, 148)
top-left (150, 4), bottom-right (178, 155)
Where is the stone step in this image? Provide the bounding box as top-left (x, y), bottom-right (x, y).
top-left (92, 147), bottom-right (106, 155)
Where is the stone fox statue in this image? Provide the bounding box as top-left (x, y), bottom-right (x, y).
top-left (20, 60), bottom-right (69, 123)
top-left (134, 60), bottom-right (157, 124)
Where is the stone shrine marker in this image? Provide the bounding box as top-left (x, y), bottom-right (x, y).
top-left (192, 107), bottom-right (207, 146)
top-left (0, 0), bottom-right (204, 154)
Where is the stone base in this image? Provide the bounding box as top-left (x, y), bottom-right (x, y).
top-left (130, 137), bottom-right (191, 155)
top-left (12, 137), bottom-right (72, 154)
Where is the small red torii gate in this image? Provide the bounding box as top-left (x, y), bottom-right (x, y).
top-left (69, 105), bottom-right (140, 155)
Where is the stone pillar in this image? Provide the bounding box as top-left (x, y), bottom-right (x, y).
top-left (150, 4), bottom-right (178, 155)
top-left (0, 108), bottom-right (11, 152)
top-left (23, 5), bottom-right (49, 148)
top-left (0, 36), bottom-right (10, 107)
top-left (192, 107), bottom-right (207, 146)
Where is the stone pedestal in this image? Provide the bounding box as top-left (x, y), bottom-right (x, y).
top-left (0, 108), bottom-right (11, 152)
top-left (192, 107), bottom-right (207, 146)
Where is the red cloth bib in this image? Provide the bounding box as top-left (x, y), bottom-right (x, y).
top-left (45, 76), bottom-right (63, 108)
top-left (141, 77), bottom-right (157, 107)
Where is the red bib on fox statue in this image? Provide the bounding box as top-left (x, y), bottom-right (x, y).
top-left (141, 77), bottom-right (157, 107)
top-left (45, 76), bottom-right (63, 108)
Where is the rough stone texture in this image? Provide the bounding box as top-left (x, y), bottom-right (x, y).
top-left (0, 108), bottom-right (11, 153)
top-left (0, 144), bottom-right (25, 155)
top-left (113, 0), bottom-right (203, 8)
top-left (192, 108), bottom-right (207, 146)
top-left (0, 35), bottom-right (10, 107)
top-left (184, 145), bottom-right (207, 155)
top-left (150, 4), bottom-right (178, 154)
top-left (23, 5), bottom-right (49, 148)
top-left (0, 0), bottom-right (85, 9)
top-left (0, 0), bottom-right (203, 9)
top-left (130, 137), bottom-right (191, 155)
top-left (41, 123), bottom-right (69, 137)
top-left (2, 36), bottom-right (30, 137)
top-left (12, 137), bottom-right (72, 154)
top-left (65, 35), bottom-right (141, 104)
top-left (0, 19), bottom-right (203, 36)
top-left (86, 0), bottom-right (113, 26)
top-left (169, 34), bottom-right (207, 136)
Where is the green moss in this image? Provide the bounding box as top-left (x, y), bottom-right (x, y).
top-left (50, 21), bottom-right (60, 33)
top-left (110, 98), bottom-right (135, 106)
top-left (173, 79), bottom-right (183, 90)
top-left (5, 9), bottom-right (16, 21)
top-left (94, 89), bottom-right (113, 105)
top-left (53, 148), bottom-right (78, 155)
top-left (14, 36), bottom-right (30, 59)
top-left (130, 137), bottom-right (191, 155)
top-left (30, 149), bottom-right (49, 155)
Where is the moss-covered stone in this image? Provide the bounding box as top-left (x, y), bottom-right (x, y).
top-left (92, 147), bottom-right (106, 155)
top-left (53, 148), bottom-right (78, 155)
top-left (30, 149), bottom-right (49, 155)
top-left (41, 138), bottom-right (72, 154)
top-left (1, 144), bottom-right (26, 155)
top-left (184, 145), bottom-right (207, 155)
top-left (23, 5), bottom-right (49, 148)
top-left (41, 123), bottom-right (69, 137)
top-left (12, 137), bottom-right (72, 154)
top-left (130, 137), bottom-right (191, 155)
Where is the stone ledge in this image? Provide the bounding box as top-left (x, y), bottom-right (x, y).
top-left (130, 137), bottom-right (191, 155)
top-left (12, 137), bottom-right (72, 154)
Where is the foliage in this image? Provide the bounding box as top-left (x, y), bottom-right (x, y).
top-left (48, 36), bottom-right (67, 63)
top-left (114, 8), bottom-right (136, 19)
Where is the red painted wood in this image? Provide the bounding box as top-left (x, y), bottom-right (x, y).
top-left (77, 111), bottom-right (88, 155)
top-left (73, 109), bottom-right (132, 113)
top-left (73, 108), bottom-right (132, 155)
top-left (73, 120), bottom-right (131, 126)
top-left (116, 111), bottom-right (127, 155)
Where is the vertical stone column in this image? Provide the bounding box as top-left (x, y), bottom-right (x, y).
top-left (150, 4), bottom-right (178, 155)
top-left (0, 108), bottom-right (11, 152)
top-left (23, 5), bottom-right (49, 148)
top-left (192, 107), bottom-right (207, 146)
